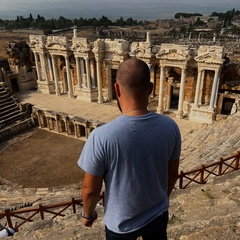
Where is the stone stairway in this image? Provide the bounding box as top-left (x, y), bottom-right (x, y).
top-left (0, 84), bottom-right (27, 129)
top-left (180, 111), bottom-right (240, 172)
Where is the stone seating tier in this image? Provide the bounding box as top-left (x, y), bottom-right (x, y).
top-left (0, 84), bottom-right (27, 129)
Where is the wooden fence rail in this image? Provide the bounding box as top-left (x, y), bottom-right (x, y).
top-left (178, 151), bottom-right (240, 189)
top-left (0, 195), bottom-right (104, 232)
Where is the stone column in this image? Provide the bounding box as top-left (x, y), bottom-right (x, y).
top-left (193, 69), bottom-right (203, 108)
top-left (90, 58), bottom-right (96, 88)
top-left (23, 65), bottom-right (28, 81)
top-left (107, 66), bottom-right (112, 100)
top-left (65, 55), bottom-right (74, 98)
top-left (84, 57), bottom-right (91, 89)
top-left (51, 55), bottom-right (60, 95)
top-left (37, 112), bottom-right (42, 128)
top-left (199, 70), bottom-right (205, 106)
top-left (40, 53), bottom-right (47, 80)
top-left (148, 64), bottom-right (154, 98)
top-left (75, 57), bottom-right (81, 88)
top-left (157, 66), bottom-right (165, 114)
top-left (177, 67), bottom-right (186, 118)
top-left (209, 68), bottom-right (220, 110)
top-left (96, 58), bottom-right (103, 103)
top-left (56, 117), bottom-right (60, 133)
top-left (47, 54), bottom-right (54, 81)
top-left (74, 124), bottom-right (78, 138)
top-left (80, 58), bottom-right (85, 87)
top-left (34, 52), bottom-right (42, 81)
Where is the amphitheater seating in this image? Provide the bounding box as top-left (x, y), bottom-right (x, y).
top-left (0, 83), bottom-right (27, 129)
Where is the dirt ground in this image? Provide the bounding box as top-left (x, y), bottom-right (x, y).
top-left (0, 128), bottom-right (85, 188)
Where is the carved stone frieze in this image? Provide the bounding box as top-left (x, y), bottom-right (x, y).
top-left (195, 46), bottom-right (224, 65)
top-left (130, 42), bottom-right (152, 59)
top-left (156, 44), bottom-right (190, 61)
top-left (71, 38), bottom-right (92, 53)
top-left (92, 39), bottom-right (105, 53)
top-left (29, 35), bottom-right (47, 49)
top-left (104, 39), bottom-right (129, 56)
top-left (46, 36), bottom-right (71, 50)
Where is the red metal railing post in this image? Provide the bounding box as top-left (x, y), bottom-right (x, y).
top-left (218, 158), bottom-right (223, 175)
top-left (39, 205), bottom-right (44, 220)
top-left (200, 164), bottom-right (205, 184)
top-left (72, 198), bottom-right (76, 213)
top-left (179, 171), bottom-right (183, 189)
top-left (235, 151), bottom-right (240, 169)
top-left (5, 209), bottom-right (13, 229)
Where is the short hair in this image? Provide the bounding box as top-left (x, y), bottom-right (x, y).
top-left (116, 58), bottom-right (150, 92)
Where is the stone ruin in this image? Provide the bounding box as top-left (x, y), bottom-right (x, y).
top-left (1, 30), bottom-right (240, 125)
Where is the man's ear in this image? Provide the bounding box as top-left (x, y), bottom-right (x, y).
top-left (114, 82), bottom-right (121, 97)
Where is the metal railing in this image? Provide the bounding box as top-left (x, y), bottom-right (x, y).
top-left (0, 152), bottom-right (239, 231)
top-left (0, 194), bottom-right (104, 232)
top-left (178, 151), bottom-right (240, 189)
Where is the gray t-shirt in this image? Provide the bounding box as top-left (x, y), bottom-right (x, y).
top-left (78, 112), bottom-right (181, 233)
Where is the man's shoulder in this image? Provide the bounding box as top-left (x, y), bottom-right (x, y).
top-left (91, 116), bottom-right (123, 134)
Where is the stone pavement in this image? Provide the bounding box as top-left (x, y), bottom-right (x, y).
top-left (15, 90), bottom-right (204, 138)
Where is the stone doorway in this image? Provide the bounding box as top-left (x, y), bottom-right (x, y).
top-left (111, 69), bottom-right (117, 99)
top-left (221, 97), bottom-right (235, 115)
top-left (170, 85), bottom-right (180, 109)
top-left (11, 78), bottom-right (20, 92)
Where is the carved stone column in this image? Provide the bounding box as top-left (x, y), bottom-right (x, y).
top-left (65, 55), bottom-right (74, 98)
top-left (177, 67), bottom-right (186, 118)
top-left (75, 57), bottom-right (81, 88)
top-left (209, 68), bottom-right (220, 110)
top-left (90, 58), bottom-right (96, 88)
top-left (106, 66), bottom-right (112, 100)
top-left (148, 64), bottom-right (155, 98)
top-left (193, 69), bottom-right (203, 108)
top-left (47, 54), bottom-right (54, 82)
top-left (40, 53), bottom-right (47, 80)
top-left (34, 52), bottom-right (42, 81)
top-left (51, 55), bottom-right (60, 95)
top-left (96, 58), bottom-right (103, 103)
top-left (80, 58), bottom-right (85, 87)
top-left (157, 66), bottom-right (165, 114)
top-left (84, 57), bottom-right (91, 89)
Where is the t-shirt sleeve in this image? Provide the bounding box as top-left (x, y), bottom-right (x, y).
top-left (77, 131), bottom-right (105, 176)
top-left (169, 121), bottom-right (182, 161)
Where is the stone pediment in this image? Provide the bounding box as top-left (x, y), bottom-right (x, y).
top-left (71, 38), bottom-right (92, 53)
top-left (195, 46), bottom-right (224, 64)
top-left (46, 36), bottom-right (71, 50)
top-left (194, 53), bottom-right (223, 64)
top-left (156, 44), bottom-right (190, 61)
top-left (29, 35), bottom-right (47, 49)
top-left (130, 42), bottom-right (152, 58)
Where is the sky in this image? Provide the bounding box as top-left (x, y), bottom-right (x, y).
top-left (0, 0), bottom-right (240, 21)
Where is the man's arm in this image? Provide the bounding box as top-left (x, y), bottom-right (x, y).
top-left (168, 159), bottom-right (179, 197)
top-left (81, 172), bottom-right (103, 227)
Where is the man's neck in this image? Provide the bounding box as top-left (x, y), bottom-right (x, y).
top-left (121, 109), bottom-right (149, 116)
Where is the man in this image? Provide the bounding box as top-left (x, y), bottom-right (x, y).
top-left (78, 58), bottom-right (181, 240)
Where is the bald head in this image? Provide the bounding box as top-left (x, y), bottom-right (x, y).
top-left (116, 58), bottom-right (150, 95)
